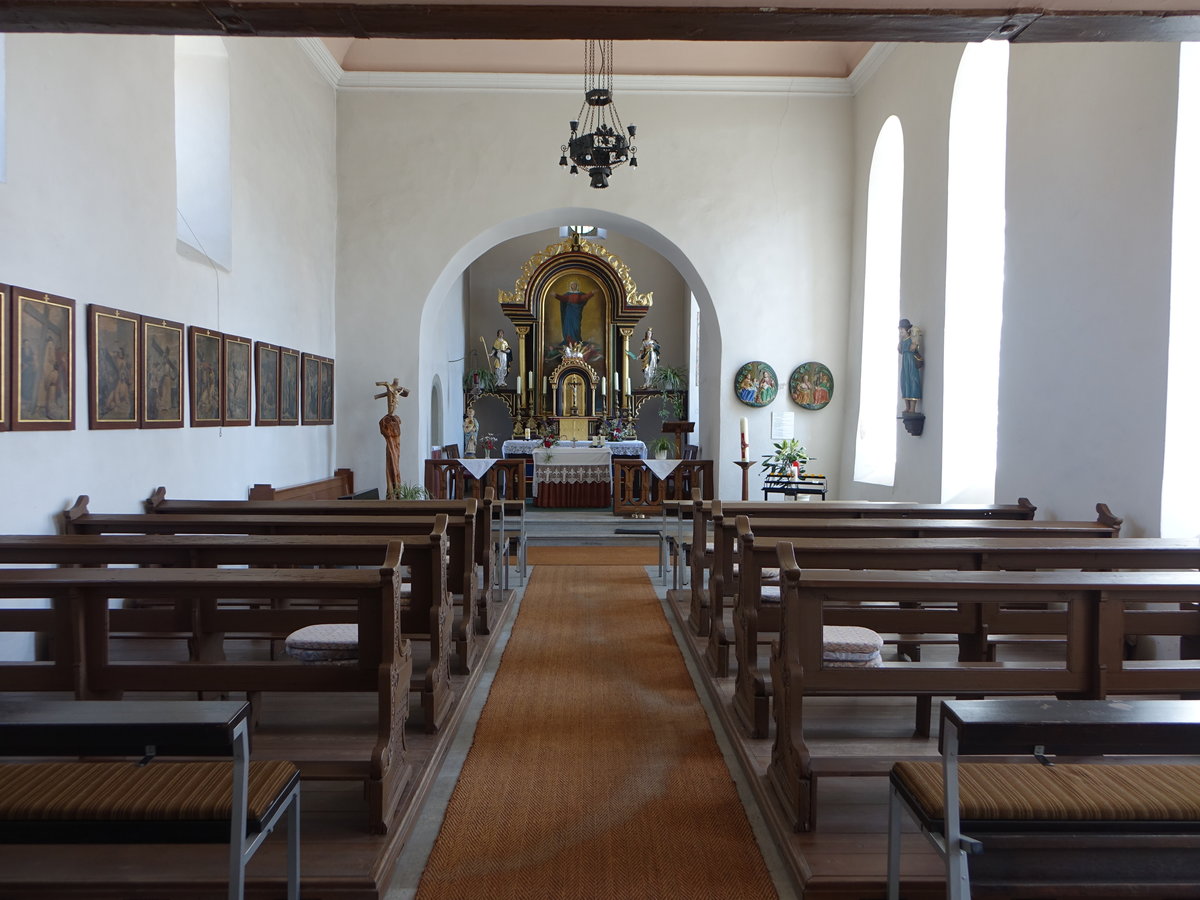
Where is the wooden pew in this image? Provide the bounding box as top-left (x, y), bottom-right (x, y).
top-left (685, 497), bottom-right (1050, 638)
top-left (66, 496), bottom-right (484, 674)
top-left (248, 468), bottom-right (354, 500)
top-left (732, 526), bottom-right (1200, 738)
top-left (0, 547), bottom-right (414, 834)
top-left (767, 549), bottom-right (1200, 832)
top-left (146, 486), bottom-right (500, 638)
top-left (702, 506), bottom-right (1122, 678)
top-left (0, 529), bottom-right (454, 733)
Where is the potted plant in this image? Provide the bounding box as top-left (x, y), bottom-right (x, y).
top-left (650, 364), bottom-right (688, 422)
top-left (760, 439), bottom-right (808, 479)
top-left (392, 482), bottom-right (430, 500)
top-left (648, 436), bottom-right (673, 460)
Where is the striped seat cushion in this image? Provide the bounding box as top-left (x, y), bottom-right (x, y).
top-left (0, 760), bottom-right (298, 831)
top-left (892, 761), bottom-right (1200, 823)
top-left (285, 623), bottom-right (358, 661)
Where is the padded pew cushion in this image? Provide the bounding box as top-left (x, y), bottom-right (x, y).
top-left (822, 625), bottom-right (883, 667)
top-left (892, 761), bottom-right (1200, 825)
top-left (0, 760), bottom-right (299, 840)
top-left (285, 622), bottom-right (358, 661)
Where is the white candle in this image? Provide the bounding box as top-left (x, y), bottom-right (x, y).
top-left (740, 417), bottom-right (749, 461)
top-left (614, 373), bottom-right (620, 393)
top-left (543, 376), bottom-right (548, 394)
top-left (516, 375), bottom-right (523, 395)
top-left (601, 376), bottom-right (607, 396)
top-left (524, 427), bottom-right (530, 440)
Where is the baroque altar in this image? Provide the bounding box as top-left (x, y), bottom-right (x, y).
top-left (480, 231), bottom-right (653, 440)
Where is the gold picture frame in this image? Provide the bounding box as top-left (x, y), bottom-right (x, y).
top-left (12, 286), bottom-right (75, 431)
top-left (87, 304), bottom-right (140, 430)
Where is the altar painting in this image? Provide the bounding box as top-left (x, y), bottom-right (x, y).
top-left (541, 272), bottom-right (607, 375)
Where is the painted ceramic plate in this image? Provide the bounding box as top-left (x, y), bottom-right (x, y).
top-left (733, 361), bottom-right (778, 408)
top-left (789, 362), bottom-right (834, 410)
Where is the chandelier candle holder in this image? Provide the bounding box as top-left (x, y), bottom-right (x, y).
top-left (559, 40), bottom-right (637, 189)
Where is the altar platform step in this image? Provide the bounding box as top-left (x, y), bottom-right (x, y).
top-left (522, 508), bottom-right (661, 545)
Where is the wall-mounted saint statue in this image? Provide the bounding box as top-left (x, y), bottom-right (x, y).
top-left (898, 318), bottom-right (924, 414)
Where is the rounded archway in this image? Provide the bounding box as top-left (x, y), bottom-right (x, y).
top-left (417, 208), bottom-right (722, 485)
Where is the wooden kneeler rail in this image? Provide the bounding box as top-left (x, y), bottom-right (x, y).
top-left (0, 700), bottom-right (300, 900)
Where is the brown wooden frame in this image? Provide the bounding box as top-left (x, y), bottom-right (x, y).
top-left (187, 326), bottom-right (223, 427)
top-left (221, 333), bottom-right (252, 426)
top-left (10, 286), bottom-right (75, 431)
top-left (254, 341), bottom-right (280, 426)
top-left (301, 352), bottom-right (320, 425)
top-left (318, 356), bottom-right (335, 424)
top-left (278, 346), bottom-right (300, 425)
top-left (0, 284), bottom-right (8, 431)
top-left (86, 304), bottom-right (140, 430)
top-left (140, 316), bottom-right (184, 428)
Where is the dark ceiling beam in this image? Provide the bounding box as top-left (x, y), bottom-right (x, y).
top-left (1, 2), bottom-right (1199, 42)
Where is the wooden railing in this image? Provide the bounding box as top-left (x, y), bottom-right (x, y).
top-left (424, 459), bottom-right (527, 501)
top-left (613, 459), bottom-right (714, 517)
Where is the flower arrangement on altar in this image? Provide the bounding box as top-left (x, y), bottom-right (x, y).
top-left (483, 433), bottom-right (497, 458)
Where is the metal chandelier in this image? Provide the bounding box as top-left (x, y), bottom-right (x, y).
top-left (559, 40), bottom-right (638, 189)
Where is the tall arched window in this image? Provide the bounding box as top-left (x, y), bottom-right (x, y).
top-left (175, 36), bottom-right (231, 269)
top-left (854, 116), bottom-right (904, 486)
top-left (1161, 43), bottom-right (1200, 538)
top-left (941, 41), bottom-right (1009, 503)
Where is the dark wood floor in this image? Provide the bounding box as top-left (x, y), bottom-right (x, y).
top-left (0, 589), bottom-right (516, 900)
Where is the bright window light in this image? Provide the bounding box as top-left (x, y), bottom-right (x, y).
top-left (1161, 43), bottom-right (1200, 538)
top-left (854, 116), bottom-right (904, 486)
top-left (941, 41), bottom-right (1009, 503)
top-left (0, 35), bottom-right (7, 183)
top-left (175, 36), bottom-right (232, 269)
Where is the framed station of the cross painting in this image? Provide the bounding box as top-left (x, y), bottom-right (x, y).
top-left (254, 341), bottom-right (280, 426)
top-left (222, 333), bottom-right (252, 427)
top-left (188, 326), bottom-right (223, 427)
top-left (0, 284), bottom-right (9, 431)
top-left (11, 286), bottom-right (75, 431)
top-left (278, 346), bottom-right (300, 426)
top-left (301, 352), bottom-right (320, 425)
top-left (86, 304), bottom-right (140, 430)
top-left (141, 316), bottom-right (184, 429)
top-left (317, 356), bottom-right (335, 425)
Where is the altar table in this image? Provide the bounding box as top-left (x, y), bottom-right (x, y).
top-left (503, 439), bottom-right (646, 459)
top-left (532, 447), bottom-right (614, 508)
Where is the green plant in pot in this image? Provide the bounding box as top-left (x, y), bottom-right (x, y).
top-left (392, 481), bottom-right (430, 500)
top-left (648, 436), bottom-right (674, 459)
top-left (760, 439), bottom-right (808, 478)
top-left (462, 366), bottom-right (497, 394)
top-left (650, 364), bottom-right (688, 422)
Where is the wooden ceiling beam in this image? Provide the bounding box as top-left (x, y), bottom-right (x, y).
top-left (0, 2), bottom-right (1199, 43)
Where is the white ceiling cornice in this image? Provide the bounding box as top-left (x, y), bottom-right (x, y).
top-left (337, 70), bottom-right (852, 96)
top-left (296, 36), bottom-right (343, 87)
top-left (296, 36), bottom-right (884, 96)
top-left (847, 43), bottom-right (895, 93)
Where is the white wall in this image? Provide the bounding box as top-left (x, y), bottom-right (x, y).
top-left (334, 85), bottom-right (853, 498)
top-left (841, 44), bottom-right (964, 500)
top-left (999, 43), bottom-right (1178, 533)
top-left (842, 42), bottom-right (1179, 532)
top-left (0, 35), bottom-right (338, 657)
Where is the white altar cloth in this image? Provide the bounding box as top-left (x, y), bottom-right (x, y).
top-left (503, 439), bottom-right (646, 459)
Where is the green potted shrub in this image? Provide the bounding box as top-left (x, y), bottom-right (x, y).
top-left (648, 436), bottom-right (674, 459)
top-left (650, 364), bottom-right (688, 422)
top-left (760, 439), bottom-right (808, 478)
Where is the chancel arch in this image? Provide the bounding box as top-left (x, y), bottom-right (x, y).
top-left (415, 209), bottom-right (723, 480)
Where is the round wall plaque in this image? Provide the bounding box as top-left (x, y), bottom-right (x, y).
top-left (789, 362), bottom-right (834, 410)
top-left (733, 361), bottom-right (778, 408)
